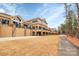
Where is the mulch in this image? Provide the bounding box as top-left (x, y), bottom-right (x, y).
top-left (65, 35), bottom-right (79, 48)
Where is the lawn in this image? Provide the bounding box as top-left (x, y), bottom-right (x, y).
top-left (0, 35), bottom-right (60, 56)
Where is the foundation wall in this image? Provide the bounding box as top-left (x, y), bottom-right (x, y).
top-left (0, 25), bottom-right (50, 37)
top-left (26, 29), bottom-right (32, 36)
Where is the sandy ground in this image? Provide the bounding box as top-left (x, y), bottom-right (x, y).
top-left (0, 35), bottom-right (59, 56)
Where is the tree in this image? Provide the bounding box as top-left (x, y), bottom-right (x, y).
top-left (58, 4), bottom-right (77, 36)
top-left (64, 4), bottom-right (73, 35)
top-left (72, 15), bottom-right (78, 35)
top-left (75, 3), bottom-right (79, 38)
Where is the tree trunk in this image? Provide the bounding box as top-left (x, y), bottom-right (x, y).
top-left (76, 3), bottom-right (79, 39)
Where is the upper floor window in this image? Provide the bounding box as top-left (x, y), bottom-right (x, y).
top-left (1, 19), bottom-right (9, 25)
top-left (33, 26), bottom-right (35, 29)
top-left (39, 26), bottom-right (42, 30)
top-left (24, 24), bottom-right (27, 28)
top-left (36, 26), bottom-right (38, 29)
top-left (13, 21), bottom-right (21, 28)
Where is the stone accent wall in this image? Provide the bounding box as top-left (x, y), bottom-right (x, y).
top-left (0, 25), bottom-right (12, 37)
top-left (0, 25), bottom-right (32, 37)
top-left (14, 28), bottom-right (25, 36)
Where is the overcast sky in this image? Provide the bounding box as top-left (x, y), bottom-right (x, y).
top-left (0, 3), bottom-right (65, 29)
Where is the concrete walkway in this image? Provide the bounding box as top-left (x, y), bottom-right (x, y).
top-left (58, 35), bottom-right (78, 56)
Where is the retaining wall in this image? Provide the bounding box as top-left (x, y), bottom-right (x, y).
top-left (0, 25), bottom-right (12, 37)
top-left (0, 25), bottom-right (32, 37)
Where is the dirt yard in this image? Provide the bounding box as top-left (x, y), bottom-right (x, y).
top-left (0, 35), bottom-right (59, 56)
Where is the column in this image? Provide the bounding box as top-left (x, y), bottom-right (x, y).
top-left (41, 32), bottom-right (43, 36)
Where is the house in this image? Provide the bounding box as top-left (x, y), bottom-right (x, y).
top-left (23, 18), bottom-right (50, 36)
top-left (0, 13), bottom-right (24, 37)
top-left (0, 13), bottom-right (54, 37)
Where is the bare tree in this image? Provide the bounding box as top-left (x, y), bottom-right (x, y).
top-left (64, 3), bottom-right (68, 19)
top-left (75, 3), bottom-right (79, 38)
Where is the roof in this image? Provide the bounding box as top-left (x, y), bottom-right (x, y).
top-left (0, 13), bottom-right (11, 16)
top-left (0, 13), bottom-right (13, 20)
top-left (25, 17), bottom-right (48, 24)
top-left (13, 16), bottom-right (24, 21)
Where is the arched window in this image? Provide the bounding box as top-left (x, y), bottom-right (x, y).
top-left (39, 26), bottom-right (41, 30)
top-left (28, 25), bottom-right (32, 29)
top-left (33, 26), bottom-right (35, 29)
top-left (36, 26), bottom-right (38, 30)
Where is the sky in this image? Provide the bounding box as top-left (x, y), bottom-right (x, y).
top-left (0, 3), bottom-right (65, 29)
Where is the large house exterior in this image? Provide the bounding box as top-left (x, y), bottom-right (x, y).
top-left (23, 18), bottom-right (51, 36)
top-left (0, 13), bottom-right (55, 37)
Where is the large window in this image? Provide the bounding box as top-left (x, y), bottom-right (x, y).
top-left (1, 19), bottom-right (9, 25)
top-left (13, 21), bottom-right (21, 28)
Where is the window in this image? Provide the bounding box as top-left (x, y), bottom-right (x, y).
top-left (28, 25), bottom-right (32, 29)
top-left (2, 19), bottom-right (6, 24)
top-left (1, 19), bottom-right (9, 25)
top-left (13, 21), bottom-right (19, 28)
top-left (6, 20), bottom-right (9, 24)
top-left (32, 32), bottom-right (35, 36)
top-left (39, 26), bottom-right (41, 30)
top-left (33, 26), bottom-right (35, 29)
top-left (24, 24), bottom-right (27, 28)
top-left (36, 26), bottom-right (38, 30)
top-left (43, 27), bottom-right (45, 30)
top-left (18, 23), bottom-right (21, 28)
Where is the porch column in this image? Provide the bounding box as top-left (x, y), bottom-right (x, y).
top-left (41, 32), bottom-right (43, 36)
top-left (35, 31), bottom-right (36, 36)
